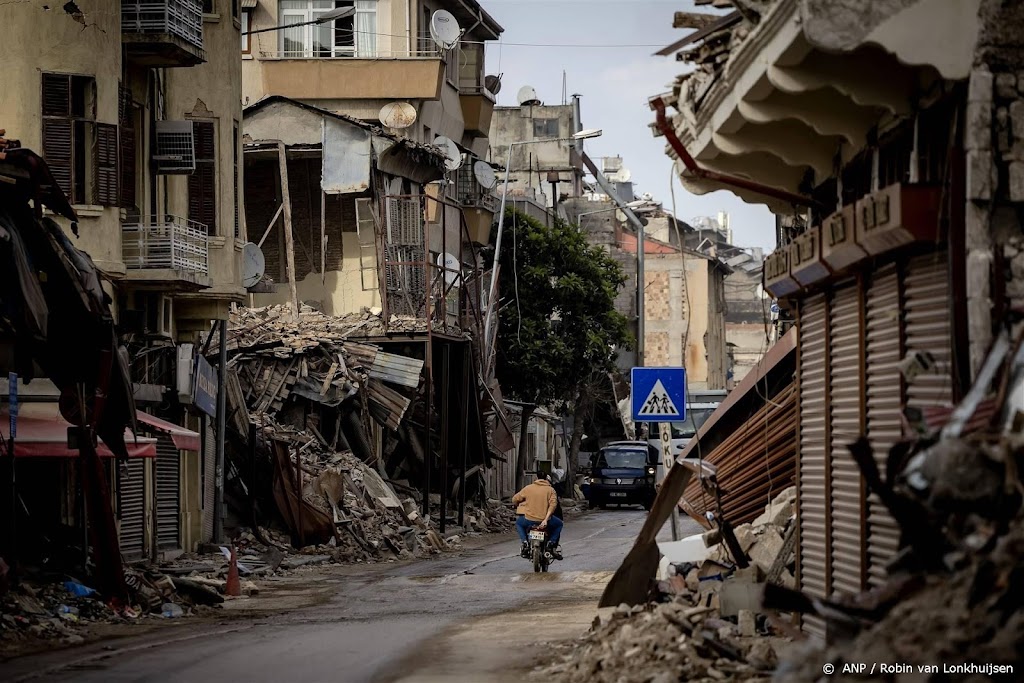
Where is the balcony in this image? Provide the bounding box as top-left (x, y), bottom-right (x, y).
top-left (459, 86), bottom-right (496, 138)
top-left (256, 52), bottom-right (444, 101)
top-left (122, 0), bottom-right (205, 68)
top-left (457, 172), bottom-right (498, 245)
top-left (122, 216), bottom-right (211, 290)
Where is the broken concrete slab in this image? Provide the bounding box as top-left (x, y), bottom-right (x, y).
top-left (748, 527), bottom-right (785, 575)
top-left (720, 580), bottom-right (764, 618)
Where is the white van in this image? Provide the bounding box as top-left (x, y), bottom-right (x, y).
top-left (645, 389), bottom-right (726, 463)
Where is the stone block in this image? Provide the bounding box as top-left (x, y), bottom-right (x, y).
top-left (969, 67), bottom-right (993, 103)
top-left (720, 580), bottom-right (764, 617)
top-left (1011, 101), bottom-right (1024, 143)
top-left (1010, 161), bottom-right (1024, 202)
top-left (967, 150), bottom-right (994, 200)
top-left (733, 524), bottom-right (756, 553)
top-left (738, 609), bottom-right (757, 637)
top-left (748, 527), bottom-right (785, 575)
top-left (996, 73), bottom-right (1018, 100)
top-left (966, 101), bottom-right (993, 151)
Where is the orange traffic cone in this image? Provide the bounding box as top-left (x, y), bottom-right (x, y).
top-left (226, 545), bottom-right (241, 597)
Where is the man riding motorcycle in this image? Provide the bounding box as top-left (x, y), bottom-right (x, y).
top-left (512, 474), bottom-right (563, 561)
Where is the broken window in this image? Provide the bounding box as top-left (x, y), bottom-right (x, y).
top-left (533, 118), bottom-right (560, 138)
top-left (280, 0), bottom-right (376, 58)
top-left (41, 72), bottom-right (118, 206)
top-left (188, 121), bottom-right (217, 234)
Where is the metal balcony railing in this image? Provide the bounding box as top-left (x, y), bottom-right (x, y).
top-left (122, 0), bottom-right (204, 52)
top-left (122, 216), bottom-right (209, 275)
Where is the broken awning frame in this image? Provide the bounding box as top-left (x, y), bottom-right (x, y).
top-left (0, 408), bottom-right (157, 458)
top-left (135, 411), bottom-right (201, 451)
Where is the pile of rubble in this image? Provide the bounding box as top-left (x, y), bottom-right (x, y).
top-left (537, 488), bottom-right (797, 683)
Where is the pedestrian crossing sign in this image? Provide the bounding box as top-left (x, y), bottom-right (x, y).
top-left (630, 367), bottom-right (687, 422)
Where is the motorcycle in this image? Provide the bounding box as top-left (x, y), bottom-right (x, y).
top-left (524, 523), bottom-right (555, 573)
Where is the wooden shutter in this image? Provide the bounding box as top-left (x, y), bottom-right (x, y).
top-left (189, 121), bottom-right (217, 233)
top-left (865, 263), bottom-right (902, 587)
top-left (828, 281), bottom-right (864, 596)
top-left (42, 73), bottom-right (71, 117)
top-left (93, 123), bottom-right (119, 206)
top-left (42, 119), bottom-right (74, 199)
top-left (119, 84), bottom-right (137, 208)
top-left (798, 293), bottom-right (829, 639)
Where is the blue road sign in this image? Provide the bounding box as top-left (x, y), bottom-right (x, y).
top-left (193, 356), bottom-right (218, 418)
top-left (631, 367), bottom-right (686, 422)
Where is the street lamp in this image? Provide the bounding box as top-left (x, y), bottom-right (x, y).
top-left (242, 6), bottom-right (355, 36)
top-left (482, 129), bottom-right (603, 365)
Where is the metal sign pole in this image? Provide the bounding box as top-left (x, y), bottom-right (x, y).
top-left (659, 422), bottom-right (679, 541)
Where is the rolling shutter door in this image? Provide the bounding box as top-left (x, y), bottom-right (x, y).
top-left (155, 436), bottom-right (181, 550)
top-left (865, 264), bottom-right (902, 587)
top-left (202, 421), bottom-right (216, 542)
top-left (118, 459), bottom-right (146, 560)
top-left (903, 253), bottom-right (953, 412)
top-left (829, 281), bottom-right (864, 596)
top-left (798, 293), bottom-right (828, 639)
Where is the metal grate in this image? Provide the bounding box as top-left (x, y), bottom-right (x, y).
top-left (155, 435), bottom-right (181, 551)
top-left (118, 459), bottom-right (147, 560)
top-left (384, 244), bottom-right (427, 317)
top-left (122, 216), bottom-right (209, 274)
top-left (154, 120), bottom-right (196, 174)
top-left (386, 197), bottom-right (424, 245)
top-left (122, 0), bottom-right (204, 51)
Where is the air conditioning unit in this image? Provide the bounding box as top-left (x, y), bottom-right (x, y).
top-left (154, 120), bottom-right (195, 174)
top-left (177, 343), bottom-right (195, 405)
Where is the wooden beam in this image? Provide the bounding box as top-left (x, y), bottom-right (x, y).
top-left (277, 142), bottom-right (300, 319)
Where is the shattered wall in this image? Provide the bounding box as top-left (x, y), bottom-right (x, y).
top-left (967, 0), bottom-right (1024, 373)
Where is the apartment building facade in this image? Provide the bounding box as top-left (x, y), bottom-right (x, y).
top-left (0, 0), bottom-right (245, 562)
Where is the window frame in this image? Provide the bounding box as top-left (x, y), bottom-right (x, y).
top-left (532, 118), bottom-right (560, 138)
top-left (41, 72), bottom-right (103, 206)
top-left (241, 9), bottom-right (252, 53)
top-left (278, 0), bottom-right (377, 58)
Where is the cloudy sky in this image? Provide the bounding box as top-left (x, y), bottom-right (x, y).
top-left (481, 0), bottom-right (776, 251)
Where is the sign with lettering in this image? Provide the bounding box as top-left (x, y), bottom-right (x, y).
top-left (193, 355), bottom-right (218, 418)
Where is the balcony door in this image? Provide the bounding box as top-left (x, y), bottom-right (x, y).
top-left (280, 0), bottom-right (377, 58)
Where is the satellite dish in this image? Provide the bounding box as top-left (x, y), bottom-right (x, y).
top-left (433, 136), bottom-right (461, 172)
top-left (378, 102), bottom-right (417, 130)
top-left (473, 160), bottom-right (497, 189)
top-left (612, 168), bottom-right (632, 183)
top-left (242, 242), bottom-right (266, 289)
top-left (484, 74), bottom-right (503, 95)
top-left (517, 85), bottom-right (541, 106)
top-left (436, 252), bottom-right (461, 287)
top-left (615, 209), bottom-right (627, 223)
top-left (430, 10), bottom-right (461, 50)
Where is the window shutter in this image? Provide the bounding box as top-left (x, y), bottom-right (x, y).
top-left (42, 119), bottom-right (73, 199)
top-left (94, 123), bottom-right (119, 206)
top-left (188, 121), bottom-right (217, 233)
top-left (119, 85), bottom-right (137, 208)
top-left (42, 73), bottom-right (70, 117)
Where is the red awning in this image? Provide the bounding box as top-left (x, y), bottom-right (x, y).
top-left (135, 412), bottom-right (201, 451)
top-left (0, 408), bottom-right (157, 458)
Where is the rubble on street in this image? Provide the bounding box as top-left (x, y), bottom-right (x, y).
top-left (537, 488), bottom-right (798, 683)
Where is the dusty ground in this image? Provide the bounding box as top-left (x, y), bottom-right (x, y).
top-left (0, 508), bottom-right (694, 683)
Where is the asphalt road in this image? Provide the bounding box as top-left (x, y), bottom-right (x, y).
top-left (2, 508), bottom-right (699, 683)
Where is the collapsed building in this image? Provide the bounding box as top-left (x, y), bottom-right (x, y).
top-left (628, 0), bottom-right (1024, 652)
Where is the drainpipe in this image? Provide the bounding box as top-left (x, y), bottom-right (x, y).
top-left (649, 97), bottom-right (819, 209)
top-left (406, 0), bottom-right (412, 55)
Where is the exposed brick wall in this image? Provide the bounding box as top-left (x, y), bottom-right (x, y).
top-left (646, 331), bottom-right (670, 367)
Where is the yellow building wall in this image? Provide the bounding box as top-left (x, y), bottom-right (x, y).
top-left (0, 0), bottom-right (124, 275)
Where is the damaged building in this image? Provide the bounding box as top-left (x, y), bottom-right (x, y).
top-left (648, 0), bottom-right (1024, 643)
top-left (0, 0), bottom-right (245, 573)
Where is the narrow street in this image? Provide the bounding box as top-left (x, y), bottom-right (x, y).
top-left (2, 510), bottom-right (692, 683)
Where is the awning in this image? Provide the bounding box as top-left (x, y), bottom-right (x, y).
top-left (136, 412), bottom-right (201, 451)
top-left (1, 408), bottom-right (157, 458)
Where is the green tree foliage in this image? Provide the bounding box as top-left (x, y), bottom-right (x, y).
top-left (489, 209), bottom-right (632, 487)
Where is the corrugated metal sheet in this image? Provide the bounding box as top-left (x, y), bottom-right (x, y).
top-left (904, 253), bottom-right (953, 412)
top-left (829, 282), bottom-right (864, 596)
top-left (798, 293), bottom-right (829, 639)
top-left (155, 436), bottom-right (180, 551)
top-left (202, 421), bottom-right (215, 542)
top-left (865, 264), bottom-right (902, 587)
top-left (369, 350), bottom-right (425, 388)
top-left (118, 458), bottom-right (146, 560)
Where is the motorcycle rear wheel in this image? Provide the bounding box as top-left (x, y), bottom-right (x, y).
top-left (532, 547), bottom-right (541, 573)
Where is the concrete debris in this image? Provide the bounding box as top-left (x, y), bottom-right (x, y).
top-left (537, 487), bottom-right (798, 682)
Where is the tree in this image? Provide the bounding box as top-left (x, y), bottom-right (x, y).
top-left (489, 209), bottom-right (632, 490)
